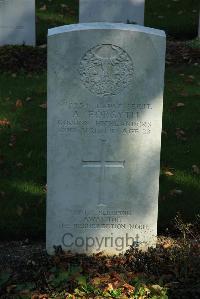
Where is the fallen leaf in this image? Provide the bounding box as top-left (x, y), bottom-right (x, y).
top-left (10, 135), bottom-right (16, 141)
top-left (185, 75), bottom-right (195, 83)
top-left (16, 162), bottom-right (23, 168)
top-left (150, 284), bottom-right (163, 292)
top-left (17, 206), bottom-right (23, 216)
top-left (123, 283), bottom-right (135, 292)
top-left (179, 91), bottom-right (188, 97)
top-left (39, 103), bottom-right (47, 109)
top-left (162, 240), bottom-right (173, 249)
top-left (164, 171), bottom-right (174, 176)
top-left (176, 102), bottom-right (185, 107)
top-left (16, 99), bottom-right (23, 108)
top-left (38, 294), bottom-right (48, 299)
top-left (177, 10), bottom-right (183, 15)
top-left (104, 283), bottom-right (114, 291)
top-left (0, 191), bottom-right (5, 198)
top-left (27, 151), bottom-right (32, 158)
top-left (175, 128), bottom-right (187, 141)
top-left (23, 128), bottom-right (30, 132)
top-left (39, 5), bottom-right (47, 11)
top-left (43, 184), bottom-right (47, 192)
top-left (162, 130), bottom-right (167, 136)
top-left (65, 295), bottom-right (75, 299)
top-left (9, 135), bottom-right (16, 147)
top-left (170, 189), bottom-right (183, 196)
top-left (91, 277), bottom-right (101, 286)
top-left (192, 165), bottom-right (200, 174)
top-left (61, 4), bottom-right (67, 8)
top-left (39, 44), bottom-right (47, 49)
top-left (188, 75), bottom-right (195, 79)
top-left (25, 97), bottom-right (32, 102)
top-left (0, 119), bottom-right (10, 127)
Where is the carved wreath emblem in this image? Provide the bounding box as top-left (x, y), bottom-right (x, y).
top-left (80, 44), bottom-right (134, 96)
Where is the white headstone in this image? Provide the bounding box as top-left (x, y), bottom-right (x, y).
top-left (47, 23), bottom-right (166, 255)
top-left (79, 0), bottom-right (145, 25)
top-left (0, 0), bottom-right (35, 46)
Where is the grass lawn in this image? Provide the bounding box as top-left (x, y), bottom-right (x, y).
top-left (0, 73), bottom-right (47, 238)
top-left (35, 0), bottom-right (199, 44)
top-left (36, 0), bottom-right (79, 45)
top-left (159, 65), bottom-right (200, 229)
top-left (145, 0), bottom-right (199, 39)
top-left (0, 0), bottom-right (199, 238)
top-left (0, 2), bottom-right (200, 298)
top-left (0, 65), bottom-right (199, 238)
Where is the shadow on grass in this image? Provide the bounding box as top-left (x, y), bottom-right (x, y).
top-left (158, 172), bottom-right (200, 233)
top-left (0, 65), bottom-right (199, 239)
top-left (0, 73), bottom-right (47, 239)
top-left (0, 124), bottom-right (46, 239)
top-left (0, 180), bottom-right (45, 239)
top-left (145, 0), bottom-right (199, 39)
top-left (158, 65), bottom-right (200, 231)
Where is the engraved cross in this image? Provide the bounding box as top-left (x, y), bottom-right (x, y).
top-left (82, 139), bottom-right (125, 206)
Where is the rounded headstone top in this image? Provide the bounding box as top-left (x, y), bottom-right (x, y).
top-left (48, 23), bottom-right (166, 38)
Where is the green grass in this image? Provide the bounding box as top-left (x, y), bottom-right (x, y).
top-left (0, 0), bottom-right (199, 238)
top-left (159, 65), bottom-right (200, 229)
top-left (0, 73), bottom-right (47, 238)
top-left (36, 0), bottom-right (199, 44)
top-left (145, 0), bottom-right (199, 39)
top-left (0, 65), bottom-right (199, 238)
top-left (36, 0), bottom-right (79, 44)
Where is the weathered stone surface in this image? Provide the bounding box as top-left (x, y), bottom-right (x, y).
top-left (0, 0), bottom-right (35, 46)
top-left (79, 0), bottom-right (145, 25)
top-left (47, 23), bottom-right (166, 255)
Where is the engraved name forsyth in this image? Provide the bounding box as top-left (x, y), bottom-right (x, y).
top-left (80, 44), bottom-right (134, 96)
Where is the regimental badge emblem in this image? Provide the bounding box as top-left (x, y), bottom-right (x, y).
top-left (80, 44), bottom-right (134, 96)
